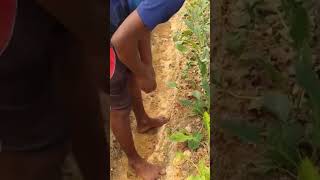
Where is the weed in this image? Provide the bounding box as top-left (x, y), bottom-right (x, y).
top-left (187, 160), bottom-right (210, 180)
top-left (170, 0), bottom-right (210, 177)
top-left (169, 131), bottom-right (203, 151)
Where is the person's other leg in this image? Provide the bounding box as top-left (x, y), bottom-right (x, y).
top-left (110, 61), bottom-right (164, 179)
top-left (127, 74), bottom-right (168, 133)
top-left (0, 142), bottom-right (68, 180)
top-left (110, 108), bottom-right (164, 180)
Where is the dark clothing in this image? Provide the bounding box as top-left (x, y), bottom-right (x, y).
top-left (109, 60), bottom-right (131, 110)
top-left (110, 0), bottom-right (132, 110)
top-left (0, 0), bottom-right (69, 151)
top-left (110, 0), bottom-right (130, 38)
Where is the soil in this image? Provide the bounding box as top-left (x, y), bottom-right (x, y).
top-left (110, 21), bottom-right (180, 179)
top-left (110, 4), bottom-right (210, 180)
top-left (212, 0), bottom-right (320, 179)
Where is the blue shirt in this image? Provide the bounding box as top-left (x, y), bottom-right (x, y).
top-left (111, 0), bottom-right (185, 34)
top-left (128, 0), bottom-right (141, 12)
top-left (136, 0), bottom-right (185, 30)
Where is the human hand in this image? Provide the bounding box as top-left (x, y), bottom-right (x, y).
top-left (135, 64), bottom-right (156, 93)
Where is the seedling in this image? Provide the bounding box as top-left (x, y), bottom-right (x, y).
top-left (187, 160), bottom-right (210, 180)
top-left (169, 131), bottom-right (203, 151)
top-left (171, 0), bottom-right (210, 178)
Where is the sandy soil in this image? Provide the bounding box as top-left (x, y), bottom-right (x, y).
top-left (110, 4), bottom-right (210, 179)
top-left (110, 13), bottom-right (184, 180)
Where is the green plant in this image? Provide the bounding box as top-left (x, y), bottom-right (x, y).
top-left (298, 158), bottom-right (320, 180)
top-left (178, 90), bottom-right (209, 117)
top-left (203, 111), bottom-right (210, 142)
top-left (173, 152), bottom-right (210, 180)
top-left (173, 0), bottom-right (210, 111)
top-left (170, 131), bottom-right (203, 151)
top-left (171, 0), bottom-right (210, 178)
top-left (221, 0), bottom-right (320, 177)
top-left (221, 92), bottom-right (304, 176)
top-left (187, 160), bottom-right (210, 180)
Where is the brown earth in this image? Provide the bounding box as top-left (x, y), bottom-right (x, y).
top-left (110, 4), bottom-right (210, 180)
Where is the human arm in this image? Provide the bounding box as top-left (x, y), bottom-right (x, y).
top-left (138, 32), bottom-right (152, 66)
top-left (111, 10), bottom-right (156, 93)
top-left (111, 0), bottom-right (185, 92)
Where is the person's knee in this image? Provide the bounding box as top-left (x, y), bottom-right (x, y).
top-left (110, 107), bottom-right (131, 121)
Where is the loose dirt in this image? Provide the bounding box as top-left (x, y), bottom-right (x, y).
top-left (110, 10), bottom-right (195, 180)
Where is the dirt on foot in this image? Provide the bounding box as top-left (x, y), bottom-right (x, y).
top-left (110, 4), bottom-right (209, 179)
top-left (110, 13), bottom-right (184, 180)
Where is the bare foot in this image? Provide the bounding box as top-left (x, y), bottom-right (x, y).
top-left (137, 116), bottom-right (169, 133)
top-left (129, 158), bottom-right (165, 180)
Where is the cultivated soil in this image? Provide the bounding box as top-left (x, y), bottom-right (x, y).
top-left (110, 5), bottom-right (210, 180)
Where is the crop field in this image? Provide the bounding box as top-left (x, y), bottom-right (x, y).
top-left (110, 0), bottom-right (210, 179)
top-left (213, 0), bottom-right (320, 179)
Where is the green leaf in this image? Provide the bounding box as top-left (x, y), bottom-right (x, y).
top-left (295, 45), bottom-right (320, 125)
top-left (187, 160), bottom-right (210, 180)
top-left (187, 132), bottom-right (203, 150)
top-left (198, 160), bottom-right (210, 180)
top-left (198, 60), bottom-right (208, 78)
top-left (179, 99), bottom-right (193, 107)
top-left (192, 90), bottom-right (202, 100)
top-left (298, 158), bottom-right (320, 180)
top-left (167, 81), bottom-right (177, 88)
top-left (220, 120), bottom-right (262, 144)
top-left (263, 92), bottom-right (291, 122)
top-left (170, 132), bottom-right (193, 142)
top-left (265, 122), bottom-right (301, 169)
top-left (175, 41), bottom-right (188, 53)
top-left (203, 111), bottom-right (210, 139)
top-left (193, 100), bottom-right (205, 116)
top-left (182, 29), bottom-right (193, 37)
top-left (201, 81), bottom-right (210, 97)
